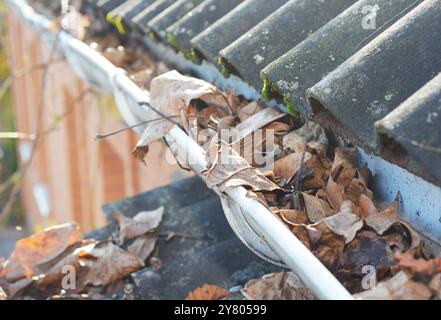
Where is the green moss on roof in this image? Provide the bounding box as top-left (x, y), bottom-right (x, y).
top-left (106, 12), bottom-right (125, 34)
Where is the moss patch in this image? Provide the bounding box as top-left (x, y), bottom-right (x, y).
top-left (190, 49), bottom-right (202, 65)
top-left (167, 32), bottom-right (192, 60)
top-left (114, 16), bottom-right (126, 35)
top-left (284, 96), bottom-right (299, 117)
top-left (217, 57), bottom-right (231, 78)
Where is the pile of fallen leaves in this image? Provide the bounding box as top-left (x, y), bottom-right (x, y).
top-left (132, 70), bottom-right (441, 299)
top-left (0, 207), bottom-right (164, 300)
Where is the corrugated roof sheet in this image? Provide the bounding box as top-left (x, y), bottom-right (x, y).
top-left (84, 0), bottom-right (441, 185)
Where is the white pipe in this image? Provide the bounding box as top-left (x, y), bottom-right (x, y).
top-left (167, 127), bottom-right (353, 300)
top-left (7, 0), bottom-right (353, 300)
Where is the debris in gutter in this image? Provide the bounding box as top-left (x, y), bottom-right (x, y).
top-left (241, 272), bottom-right (315, 300)
top-left (14, 0), bottom-right (441, 300)
top-left (130, 70), bottom-right (441, 299)
top-left (0, 206), bottom-right (164, 300)
top-left (186, 284), bottom-right (230, 301)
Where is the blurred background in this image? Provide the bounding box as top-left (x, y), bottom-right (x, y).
top-left (0, 0), bottom-right (188, 257)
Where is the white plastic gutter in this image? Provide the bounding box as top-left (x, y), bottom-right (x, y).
top-left (6, 0), bottom-right (354, 300)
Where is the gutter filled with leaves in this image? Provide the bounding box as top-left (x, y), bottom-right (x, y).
top-left (3, 0), bottom-right (441, 300)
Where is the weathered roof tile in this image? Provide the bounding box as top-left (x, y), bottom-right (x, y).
top-left (166, 0), bottom-right (244, 61)
top-left (190, 0), bottom-right (288, 68)
top-left (261, 0), bottom-right (423, 113)
top-left (148, 0), bottom-right (204, 42)
top-left (218, 0), bottom-right (357, 90)
top-left (308, 0), bottom-right (441, 150)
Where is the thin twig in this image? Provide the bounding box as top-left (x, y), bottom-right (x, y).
top-left (95, 115), bottom-right (181, 140)
top-left (138, 101), bottom-right (180, 126)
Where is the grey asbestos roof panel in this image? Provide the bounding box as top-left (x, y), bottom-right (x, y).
top-left (132, 0), bottom-right (177, 34)
top-left (166, 0), bottom-right (244, 60)
top-left (261, 0), bottom-right (423, 113)
top-left (97, 0), bottom-right (127, 14)
top-left (218, 0), bottom-right (357, 90)
top-left (307, 0), bottom-right (441, 151)
top-left (190, 0), bottom-right (288, 67)
top-left (121, 0), bottom-right (158, 27)
top-left (148, 0), bottom-right (204, 42)
top-left (80, 0), bottom-right (441, 185)
top-left (376, 73), bottom-right (441, 185)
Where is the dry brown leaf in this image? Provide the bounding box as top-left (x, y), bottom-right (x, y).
top-left (292, 226), bottom-right (312, 250)
top-left (396, 253), bottom-right (441, 276)
top-left (237, 101), bottom-right (263, 122)
top-left (187, 284), bottom-right (230, 300)
top-left (326, 175), bottom-right (345, 211)
top-left (116, 207), bottom-right (164, 244)
top-left (277, 209), bottom-right (309, 226)
top-left (5, 223), bottom-right (82, 281)
top-left (344, 178), bottom-right (373, 205)
top-left (331, 148), bottom-right (359, 186)
top-left (32, 240), bottom-right (97, 292)
top-left (302, 192), bottom-right (335, 223)
top-left (234, 108), bottom-right (285, 141)
top-left (241, 272), bottom-right (314, 300)
top-left (264, 122), bottom-right (292, 135)
top-left (205, 141), bottom-right (280, 192)
top-left (80, 242), bottom-right (144, 287)
top-left (354, 271), bottom-right (433, 300)
top-left (127, 235), bottom-right (157, 262)
top-left (282, 121), bottom-right (327, 153)
top-left (273, 152), bottom-right (311, 182)
top-left (365, 200), bottom-right (398, 236)
top-left (322, 201), bottom-right (363, 244)
top-left (134, 70), bottom-right (230, 161)
top-left (358, 194), bottom-right (378, 219)
top-left (303, 155), bottom-right (329, 189)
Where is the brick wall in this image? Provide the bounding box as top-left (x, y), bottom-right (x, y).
top-left (7, 12), bottom-right (190, 232)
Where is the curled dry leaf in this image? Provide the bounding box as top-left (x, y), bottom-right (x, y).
top-left (205, 141), bottom-right (280, 192)
top-left (302, 192), bottom-right (335, 223)
top-left (4, 223), bottom-right (82, 281)
top-left (331, 148), bottom-right (359, 186)
top-left (396, 253), bottom-right (441, 276)
top-left (234, 108), bottom-right (285, 141)
top-left (134, 70), bottom-right (231, 162)
top-left (242, 272), bottom-right (314, 300)
top-left (354, 271), bottom-right (433, 300)
top-left (302, 155), bottom-right (329, 190)
top-left (358, 194), bottom-right (377, 219)
top-left (326, 175), bottom-right (345, 211)
top-left (127, 235), bottom-right (158, 262)
top-left (365, 200), bottom-right (398, 235)
top-left (237, 101), bottom-right (263, 122)
top-left (322, 201), bottom-right (363, 244)
top-left (273, 152), bottom-right (310, 182)
top-left (116, 207), bottom-right (164, 244)
top-left (283, 121), bottom-right (328, 153)
top-left (80, 242), bottom-right (144, 287)
top-left (36, 240), bottom-right (94, 290)
top-left (276, 209), bottom-right (309, 226)
top-left (186, 284), bottom-right (230, 300)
